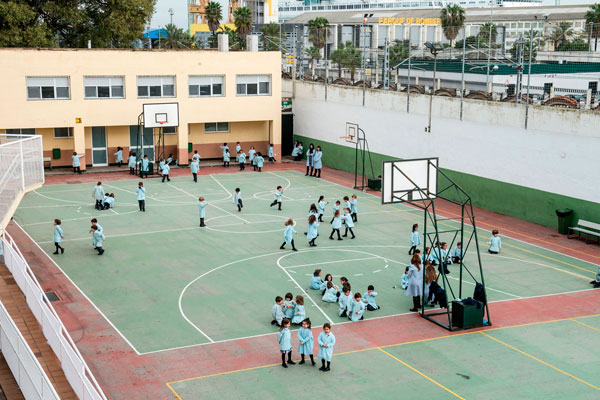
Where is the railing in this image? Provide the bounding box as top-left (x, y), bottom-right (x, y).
top-left (0, 299), bottom-right (60, 399)
top-left (0, 134), bottom-right (44, 230)
top-left (1, 231), bottom-right (107, 400)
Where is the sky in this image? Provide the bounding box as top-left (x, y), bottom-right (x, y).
top-left (150, 0), bottom-right (600, 29)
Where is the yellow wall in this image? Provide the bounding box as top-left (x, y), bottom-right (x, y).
top-left (0, 48), bottom-right (281, 167)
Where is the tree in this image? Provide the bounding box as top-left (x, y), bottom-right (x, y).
top-left (218, 25), bottom-right (242, 50)
top-left (586, 4), bottom-right (600, 51)
top-left (340, 41), bottom-right (361, 81)
top-left (305, 46), bottom-right (320, 74)
top-left (159, 24), bottom-right (194, 49)
top-left (234, 6), bottom-right (252, 48)
top-left (389, 40), bottom-right (409, 67)
top-left (205, 1), bottom-right (223, 48)
top-left (261, 22), bottom-right (280, 51)
top-left (0, 0), bottom-right (155, 48)
top-left (330, 42), bottom-right (346, 77)
top-left (558, 37), bottom-right (589, 51)
top-left (478, 22), bottom-right (497, 45)
top-left (510, 32), bottom-right (540, 62)
top-left (440, 5), bottom-right (465, 47)
top-left (307, 17), bottom-right (329, 53)
top-left (550, 22), bottom-right (573, 50)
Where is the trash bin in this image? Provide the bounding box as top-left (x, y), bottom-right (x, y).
top-left (555, 208), bottom-right (574, 235)
top-left (452, 299), bottom-right (484, 329)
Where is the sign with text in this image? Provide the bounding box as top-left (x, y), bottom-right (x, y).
top-left (378, 17), bottom-right (441, 25)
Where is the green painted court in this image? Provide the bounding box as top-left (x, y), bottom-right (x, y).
top-left (13, 170), bottom-right (599, 356)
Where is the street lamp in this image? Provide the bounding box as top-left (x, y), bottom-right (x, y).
top-left (361, 13), bottom-right (373, 106)
top-left (425, 41), bottom-right (443, 133)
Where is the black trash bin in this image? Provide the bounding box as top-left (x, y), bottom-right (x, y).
top-left (555, 208), bottom-right (574, 235)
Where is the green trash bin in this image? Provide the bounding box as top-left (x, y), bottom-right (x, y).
top-left (452, 299), bottom-right (484, 329)
top-left (555, 209), bottom-right (574, 235)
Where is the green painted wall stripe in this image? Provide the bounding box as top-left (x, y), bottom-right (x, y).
top-left (294, 134), bottom-right (600, 229)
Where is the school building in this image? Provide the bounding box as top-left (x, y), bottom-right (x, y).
top-left (0, 48), bottom-right (281, 170)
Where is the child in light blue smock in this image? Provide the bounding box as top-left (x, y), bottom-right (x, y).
top-left (305, 144), bottom-right (315, 176)
top-left (91, 225), bottom-right (105, 255)
top-left (307, 215), bottom-right (319, 247)
top-left (255, 153), bottom-right (264, 172)
top-left (488, 230), bottom-right (502, 254)
top-left (318, 323), bottom-right (335, 371)
top-left (317, 196), bottom-right (328, 222)
top-left (401, 266), bottom-right (409, 290)
top-left (342, 208), bottom-right (355, 239)
top-left (343, 196), bottom-right (351, 212)
top-left (322, 281), bottom-right (338, 303)
top-left (270, 186), bottom-right (283, 210)
top-left (103, 194), bottom-right (114, 210)
top-left (313, 146), bottom-right (322, 178)
top-left (280, 218), bottom-right (297, 251)
top-left (222, 148), bottom-right (230, 167)
top-left (329, 209), bottom-right (343, 240)
top-left (348, 293), bottom-right (365, 321)
top-left (439, 242), bottom-right (452, 275)
top-left (297, 318), bottom-right (315, 365)
top-left (310, 269), bottom-right (323, 290)
top-left (167, 153), bottom-right (174, 165)
top-left (320, 273), bottom-right (332, 295)
top-left (452, 242), bottom-right (463, 263)
top-left (114, 147), bottom-right (123, 167)
top-left (330, 200), bottom-right (341, 224)
top-left (92, 182), bottom-right (104, 210)
top-left (190, 159), bottom-right (199, 183)
top-left (192, 150), bottom-right (201, 163)
top-left (338, 286), bottom-right (352, 317)
top-left (53, 219), bottom-right (64, 255)
top-left (248, 146), bottom-right (256, 170)
top-left (233, 188), bottom-right (243, 212)
top-left (283, 293), bottom-right (295, 319)
top-left (363, 285), bottom-right (380, 311)
top-left (235, 142), bottom-right (241, 161)
top-left (291, 295), bottom-right (305, 325)
top-left (409, 223), bottom-right (420, 255)
top-left (238, 151), bottom-right (246, 170)
top-left (128, 152), bottom-right (137, 175)
top-left (140, 155), bottom-right (150, 178)
top-left (278, 318), bottom-right (295, 368)
top-left (72, 152), bottom-right (84, 174)
top-left (137, 182), bottom-right (146, 212)
top-left (219, 143), bottom-right (229, 158)
top-left (350, 194), bottom-right (358, 222)
top-left (271, 296), bottom-right (284, 326)
top-left (161, 163), bottom-right (170, 182)
top-left (268, 144), bottom-right (275, 163)
top-left (198, 197), bottom-right (206, 227)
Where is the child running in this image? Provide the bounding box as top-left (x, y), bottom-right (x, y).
top-left (53, 219), bottom-right (64, 255)
top-left (318, 323), bottom-right (335, 372)
top-left (270, 186), bottom-right (283, 210)
top-left (317, 196), bottom-right (328, 222)
top-left (329, 209), bottom-right (343, 241)
top-left (297, 318), bottom-right (315, 365)
top-left (488, 230), bottom-right (502, 254)
top-left (291, 295), bottom-right (305, 325)
top-left (137, 182), bottom-right (146, 212)
top-left (280, 218), bottom-right (297, 251)
top-left (278, 318), bottom-right (295, 368)
top-left (330, 200), bottom-right (341, 224)
top-left (90, 225), bottom-right (105, 255)
top-left (307, 214), bottom-right (319, 247)
top-left (92, 182), bottom-right (104, 210)
top-left (161, 162), bottom-right (171, 182)
top-left (198, 197), bottom-right (207, 227)
top-left (233, 188), bottom-right (243, 212)
top-left (409, 224), bottom-right (420, 255)
top-left (342, 208), bottom-right (356, 239)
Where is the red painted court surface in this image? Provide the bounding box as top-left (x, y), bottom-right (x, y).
top-left (8, 163), bottom-right (600, 399)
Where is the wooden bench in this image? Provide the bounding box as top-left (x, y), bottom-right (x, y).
top-left (568, 219), bottom-right (600, 244)
top-left (43, 157), bottom-right (52, 170)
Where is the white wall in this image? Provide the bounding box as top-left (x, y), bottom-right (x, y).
top-left (289, 80), bottom-right (600, 204)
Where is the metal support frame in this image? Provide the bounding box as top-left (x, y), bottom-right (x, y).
top-left (383, 37), bottom-right (390, 90)
top-left (382, 158), bottom-right (492, 331)
top-left (352, 127), bottom-right (375, 191)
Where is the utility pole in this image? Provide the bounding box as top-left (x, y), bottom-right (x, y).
top-left (361, 13), bottom-right (373, 106)
top-left (169, 8), bottom-right (174, 25)
top-left (485, 0), bottom-right (494, 92)
top-left (383, 37), bottom-right (390, 90)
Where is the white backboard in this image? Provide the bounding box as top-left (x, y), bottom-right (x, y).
top-left (143, 103), bottom-right (179, 128)
top-left (345, 122), bottom-right (358, 144)
top-left (382, 158), bottom-right (438, 204)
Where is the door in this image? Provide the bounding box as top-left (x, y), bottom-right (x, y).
top-left (282, 114), bottom-right (294, 156)
top-left (91, 126), bottom-right (108, 166)
top-left (129, 125), bottom-right (155, 161)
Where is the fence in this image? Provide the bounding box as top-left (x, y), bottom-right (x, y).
top-left (1, 231), bottom-right (107, 400)
top-left (0, 299), bottom-right (60, 399)
top-left (0, 135), bottom-right (45, 229)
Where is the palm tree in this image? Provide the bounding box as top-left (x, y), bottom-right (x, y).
top-left (205, 1), bottom-right (223, 48)
top-left (307, 17), bottom-right (329, 53)
top-left (585, 4), bottom-right (600, 51)
top-left (330, 42), bottom-right (346, 78)
top-left (478, 22), bottom-right (497, 45)
top-left (390, 40), bottom-right (410, 67)
top-left (160, 24), bottom-right (194, 49)
top-left (441, 5), bottom-right (465, 47)
top-left (306, 46), bottom-right (320, 75)
top-left (341, 42), bottom-right (362, 81)
top-left (234, 6), bottom-right (252, 48)
top-left (550, 22), bottom-right (573, 50)
top-left (261, 22), bottom-right (280, 51)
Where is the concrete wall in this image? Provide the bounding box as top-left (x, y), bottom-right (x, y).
top-left (289, 80), bottom-right (600, 227)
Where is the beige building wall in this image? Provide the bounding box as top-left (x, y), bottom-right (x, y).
top-left (0, 48), bottom-right (281, 169)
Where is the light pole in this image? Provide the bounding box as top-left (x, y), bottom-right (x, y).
top-left (425, 42), bottom-right (443, 133)
top-left (361, 13), bottom-right (373, 106)
top-left (485, 0), bottom-right (494, 92)
top-left (169, 8), bottom-right (174, 25)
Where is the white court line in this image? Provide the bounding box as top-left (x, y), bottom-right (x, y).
top-left (209, 174), bottom-right (233, 199)
top-left (109, 208), bottom-right (118, 215)
top-left (12, 221), bottom-right (143, 356)
top-left (33, 190), bottom-right (89, 205)
top-left (20, 210), bottom-right (140, 227)
top-left (446, 276), bottom-right (521, 299)
top-left (283, 256), bottom-right (381, 269)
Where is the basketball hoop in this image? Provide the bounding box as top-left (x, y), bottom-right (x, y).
top-left (339, 136), bottom-right (352, 140)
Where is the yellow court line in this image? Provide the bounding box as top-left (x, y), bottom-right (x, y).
top-left (501, 248), bottom-right (592, 281)
top-left (165, 382), bottom-right (183, 400)
top-left (479, 331), bottom-right (600, 391)
top-left (503, 242), bottom-right (596, 274)
top-left (572, 319), bottom-right (600, 334)
top-left (376, 347), bottom-right (467, 400)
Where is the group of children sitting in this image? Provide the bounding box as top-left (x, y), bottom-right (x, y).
top-left (219, 142), bottom-right (275, 171)
top-left (310, 270), bottom-right (380, 321)
top-left (92, 182), bottom-right (115, 210)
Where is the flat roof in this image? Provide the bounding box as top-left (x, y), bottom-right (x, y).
top-left (285, 4), bottom-right (591, 24)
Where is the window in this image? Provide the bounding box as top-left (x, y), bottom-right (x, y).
top-left (27, 77), bottom-right (70, 100)
top-left (236, 75), bottom-right (271, 96)
top-left (137, 76), bottom-right (175, 98)
top-left (163, 126), bottom-right (177, 134)
top-left (189, 75), bottom-right (224, 97)
top-left (5, 128), bottom-right (36, 136)
top-left (84, 76), bottom-right (124, 99)
top-left (204, 122), bottom-right (229, 133)
top-left (54, 127), bottom-right (73, 138)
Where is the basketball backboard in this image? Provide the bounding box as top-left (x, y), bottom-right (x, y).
top-left (382, 158), bottom-right (438, 204)
top-left (345, 123), bottom-right (359, 144)
top-left (143, 103), bottom-right (179, 128)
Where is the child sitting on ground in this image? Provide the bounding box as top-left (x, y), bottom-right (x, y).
top-left (338, 285), bottom-right (352, 318)
top-left (401, 266), bottom-right (409, 290)
top-left (363, 285), bottom-right (380, 311)
top-left (322, 281), bottom-right (338, 303)
top-left (320, 273), bottom-right (333, 295)
top-left (283, 292), bottom-right (295, 319)
top-left (348, 292), bottom-right (365, 321)
top-left (591, 267), bottom-right (600, 288)
top-left (271, 296), bottom-right (285, 326)
top-left (291, 295), bottom-right (306, 324)
top-left (310, 269), bottom-right (323, 290)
